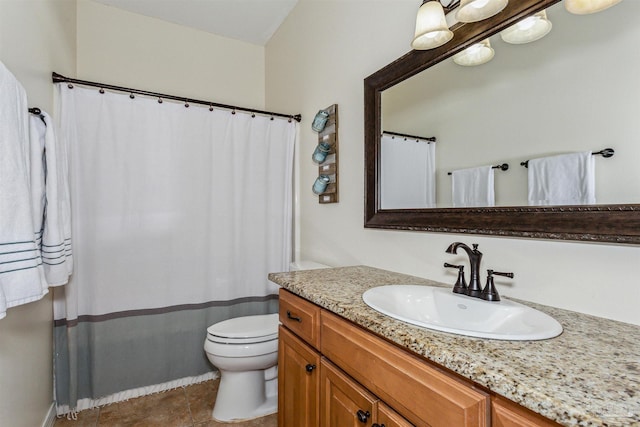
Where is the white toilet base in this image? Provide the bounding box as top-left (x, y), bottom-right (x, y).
top-left (212, 369), bottom-right (278, 422)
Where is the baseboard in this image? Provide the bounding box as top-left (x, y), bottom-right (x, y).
top-left (41, 403), bottom-right (56, 427)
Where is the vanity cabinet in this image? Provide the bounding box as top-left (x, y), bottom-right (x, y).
top-left (278, 289), bottom-right (559, 427)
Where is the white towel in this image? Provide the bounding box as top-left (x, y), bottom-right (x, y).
top-left (451, 166), bottom-right (495, 207)
top-left (0, 61), bottom-right (48, 319)
top-left (527, 152), bottom-right (595, 206)
top-left (30, 112), bottom-right (73, 286)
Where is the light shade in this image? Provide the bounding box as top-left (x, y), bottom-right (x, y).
top-left (412, 1), bottom-right (454, 50)
top-left (565, 0), bottom-right (622, 14)
top-left (500, 10), bottom-right (552, 44)
top-left (456, 0), bottom-right (509, 23)
top-left (453, 39), bottom-right (495, 66)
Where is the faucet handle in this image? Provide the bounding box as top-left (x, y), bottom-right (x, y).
top-left (444, 263), bottom-right (467, 294)
top-left (492, 271), bottom-right (514, 279)
top-left (481, 269), bottom-right (514, 302)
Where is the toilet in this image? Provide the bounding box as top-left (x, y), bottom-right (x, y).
top-left (204, 313), bottom-right (280, 422)
top-left (203, 261), bottom-right (329, 421)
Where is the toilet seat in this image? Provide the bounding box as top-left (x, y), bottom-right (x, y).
top-left (207, 313), bottom-right (279, 344)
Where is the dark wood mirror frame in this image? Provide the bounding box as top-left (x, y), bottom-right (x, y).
top-left (364, 0), bottom-right (640, 244)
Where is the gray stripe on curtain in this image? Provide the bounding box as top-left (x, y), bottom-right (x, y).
top-left (54, 296), bottom-right (278, 407)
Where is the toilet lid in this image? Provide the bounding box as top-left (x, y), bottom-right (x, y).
top-left (207, 313), bottom-right (279, 344)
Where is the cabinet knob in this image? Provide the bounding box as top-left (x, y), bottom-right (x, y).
top-left (305, 363), bottom-right (316, 373)
top-left (356, 409), bottom-right (370, 423)
top-left (286, 310), bottom-right (302, 322)
top-left (372, 424), bottom-right (386, 427)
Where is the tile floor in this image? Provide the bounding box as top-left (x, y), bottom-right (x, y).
top-left (53, 379), bottom-right (277, 427)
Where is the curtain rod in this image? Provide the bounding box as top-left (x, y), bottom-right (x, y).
top-left (51, 72), bottom-right (302, 123)
top-left (382, 130), bottom-right (436, 142)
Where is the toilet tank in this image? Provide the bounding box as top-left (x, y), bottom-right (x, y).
top-left (289, 261), bottom-right (330, 271)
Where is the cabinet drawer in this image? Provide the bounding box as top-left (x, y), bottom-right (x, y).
top-left (321, 310), bottom-right (489, 427)
top-left (492, 396), bottom-right (561, 427)
top-left (279, 289), bottom-right (321, 349)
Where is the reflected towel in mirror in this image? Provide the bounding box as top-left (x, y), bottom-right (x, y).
top-left (451, 166), bottom-right (495, 207)
top-left (527, 151), bottom-right (595, 206)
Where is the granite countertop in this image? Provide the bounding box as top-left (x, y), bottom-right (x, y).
top-left (268, 265), bottom-right (640, 427)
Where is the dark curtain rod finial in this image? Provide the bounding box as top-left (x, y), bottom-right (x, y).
top-left (28, 107), bottom-right (47, 125)
top-left (51, 72), bottom-right (302, 123)
top-left (594, 148), bottom-right (615, 158)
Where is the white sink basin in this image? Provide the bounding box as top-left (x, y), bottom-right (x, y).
top-left (362, 285), bottom-right (563, 341)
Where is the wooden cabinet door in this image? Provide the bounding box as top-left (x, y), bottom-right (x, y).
top-left (374, 402), bottom-right (414, 427)
top-left (491, 397), bottom-right (561, 427)
top-left (279, 326), bottom-right (321, 427)
top-left (320, 359), bottom-right (378, 427)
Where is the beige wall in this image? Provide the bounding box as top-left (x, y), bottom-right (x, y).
top-left (265, 0), bottom-right (640, 326)
top-left (77, 0), bottom-right (265, 109)
top-left (0, 1), bottom-right (76, 425)
top-left (1, 1), bottom-right (267, 425)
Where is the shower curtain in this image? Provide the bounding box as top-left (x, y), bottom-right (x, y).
top-left (380, 133), bottom-right (436, 209)
top-left (53, 85), bottom-right (296, 414)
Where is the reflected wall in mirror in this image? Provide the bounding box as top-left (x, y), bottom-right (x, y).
top-left (381, 0), bottom-right (639, 209)
top-left (364, 0), bottom-right (640, 243)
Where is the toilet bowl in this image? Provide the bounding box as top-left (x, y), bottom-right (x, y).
top-left (204, 313), bottom-right (279, 422)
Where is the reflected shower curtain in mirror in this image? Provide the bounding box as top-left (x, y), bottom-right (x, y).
top-left (380, 133), bottom-right (436, 209)
top-left (52, 85), bottom-right (296, 414)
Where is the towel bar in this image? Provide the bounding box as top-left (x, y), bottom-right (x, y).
top-left (447, 163), bottom-right (509, 175)
top-left (520, 149), bottom-right (614, 168)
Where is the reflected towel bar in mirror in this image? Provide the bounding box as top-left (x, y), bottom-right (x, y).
top-left (447, 163), bottom-right (509, 175)
top-left (520, 148), bottom-right (615, 168)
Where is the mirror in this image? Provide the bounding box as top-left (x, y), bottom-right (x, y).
top-left (364, 0), bottom-right (640, 244)
top-left (380, 0), bottom-right (638, 209)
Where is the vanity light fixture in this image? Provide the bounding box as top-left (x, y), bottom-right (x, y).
top-left (565, 0), bottom-right (622, 14)
top-left (455, 0), bottom-right (508, 23)
top-left (412, 1), bottom-right (454, 50)
top-left (453, 39), bottom-right (494, 66)
top-left (500, 10), bottom-right (552, 44)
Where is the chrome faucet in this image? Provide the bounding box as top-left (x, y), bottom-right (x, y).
top-left (445, 242), bottom-right (483, 298)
